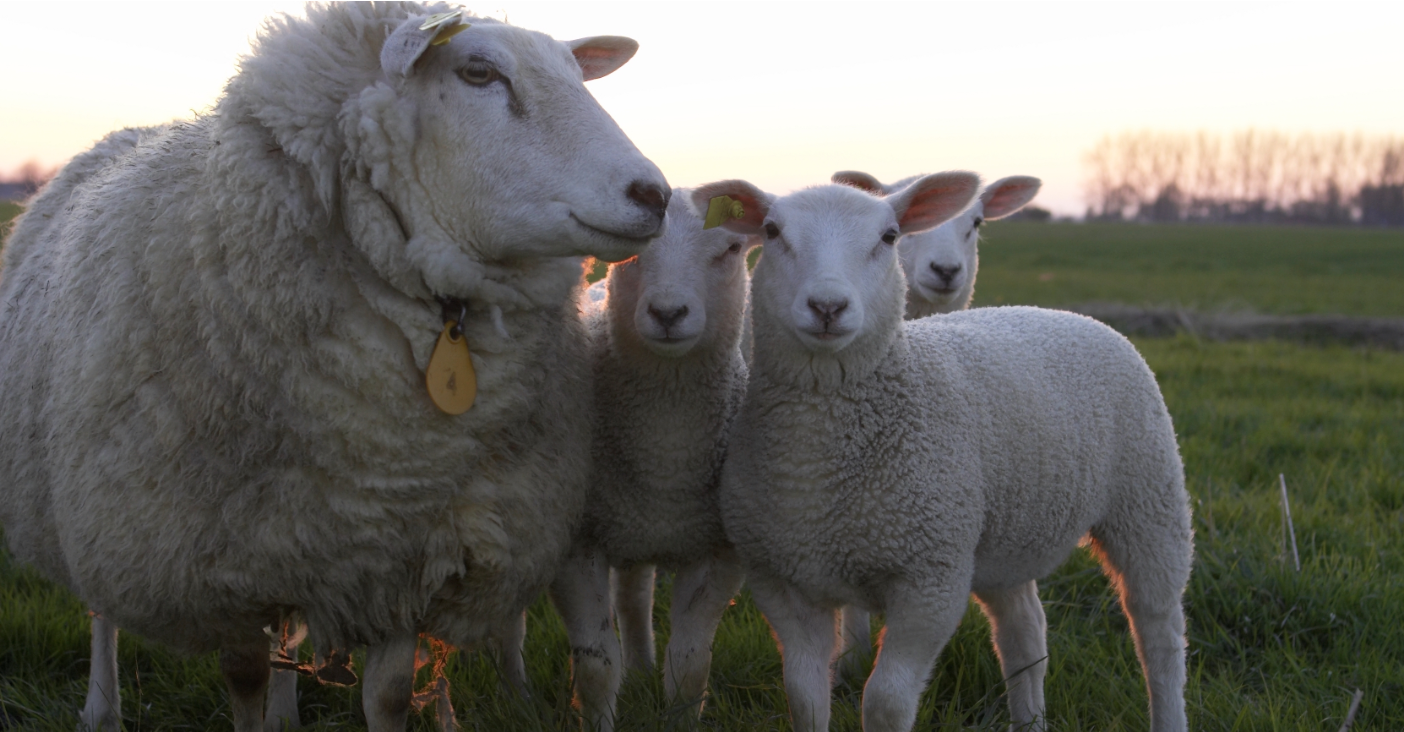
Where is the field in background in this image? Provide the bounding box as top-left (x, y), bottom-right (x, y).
top-left (1, 212), bottom-right (1401, 729)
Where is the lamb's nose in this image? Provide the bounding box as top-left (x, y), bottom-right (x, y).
top-left (627, 180), bottom-right (670, 223)
top-left (648, 304), bottom-right (688, 329)
top-left (930, 263), bottom-right (962, 284)
top-left (807, 298), bottom-right (848, 324)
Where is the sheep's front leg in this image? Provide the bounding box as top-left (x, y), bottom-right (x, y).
top-left (662, 552), bottom-right (745, 716)
top-left (973, 581), bottom-right (1048, 732)
top-left (610, 564), bottom-right (656, 673)
top-left (489, 610), bottom-right (530, 697)
top-left (748, 574), bottom-right (836, 732)
top-left (551, 547), bottom-right (622, 732)
top-left (79, 613), bottom-right (120, 732)
top-left (265, 617), bottom-right (306, 731)
top-left (221, 639), bottom-right (271, 732)
top-left (862, 589), bottom-right (967, 732)
top-left (837, 605), bottom-right (873, 685)
top-left (362, 631), bottom-right (418, 732)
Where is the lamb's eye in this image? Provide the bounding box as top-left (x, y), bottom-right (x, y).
top-left (764, 222), bottom-right (781, 240)
top-left (881, 229), bottom-right (898, 245)
top-left (458, 61), bottom-right (499, 86)
top-left (727, 241), bottom-right (743, 254)
top-left (973, 216), bottom-right (984, 228)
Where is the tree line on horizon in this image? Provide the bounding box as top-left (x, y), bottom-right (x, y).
top-left (1083, 130), bottom-right (1404, 226)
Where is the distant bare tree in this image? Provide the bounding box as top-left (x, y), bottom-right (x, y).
top-left (0, 161), bottom-right (58, 200)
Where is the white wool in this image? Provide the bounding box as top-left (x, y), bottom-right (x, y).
top-left (694, 178), bottom-right (1192, 732)
top-left (0, 2), bottom-right (667, 729)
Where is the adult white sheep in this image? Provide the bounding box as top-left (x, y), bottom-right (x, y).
top-left (692, 175), bottom-right (1192, 732)
top-left (503, 190), bottom-right (757, 731)
top-left (833, 171), bottom-right (1042, 318)
top-left (0, 4), bottom-right (669, 732)
top-left (830, 170), bottom-right (1042, 681)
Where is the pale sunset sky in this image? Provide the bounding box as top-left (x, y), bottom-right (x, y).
top-left (2, 2), bottom-right (1400, 215)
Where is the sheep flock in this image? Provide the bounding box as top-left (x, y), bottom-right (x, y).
top-left (0, 4), bottom-right (1192, 732)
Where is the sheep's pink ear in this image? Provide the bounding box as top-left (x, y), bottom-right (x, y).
top-left (382, 15), bottom-right (468, 77)
top-left (981, 176), bottom-right (1043, 220)
top-left (567, 36), bottom-right (639, 81)
top-left (888, 171), bottom-right (981, 234)
top-left (831, 171), bottom-right (887, 196)
top-left (689, 180), bottom-right (771, 235)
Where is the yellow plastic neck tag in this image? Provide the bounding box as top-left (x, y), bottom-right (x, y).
top-left (421, 11), bottom-right (470, 46)
top-left (703, 195), bottom-right (745, 230)
top-left (426, 321), bottom-right (476, 415)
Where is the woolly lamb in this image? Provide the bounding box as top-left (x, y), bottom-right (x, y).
top-left (0, 4), bottom-right (668, 731)
top-left (504, 190), bottom-right (756, 730)
top-left (830, 170), bottom-right (1042, 679)
top-left (833, 171), bottom-right (1042, 318)
top-left (693, 175), bottom-right (1192, 732)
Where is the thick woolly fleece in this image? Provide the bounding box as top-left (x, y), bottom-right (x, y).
top-left (0, 3), bottom-right (628, 657)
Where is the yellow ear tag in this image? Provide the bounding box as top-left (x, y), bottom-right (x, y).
top-left (426, 321), bottom-right (477, 415)
top-left (430, 21), bottom-right (469, 46)
top-left (421, 11), bottom-right (470, 46)
top-left (703, 195), bottom-right (745, 230)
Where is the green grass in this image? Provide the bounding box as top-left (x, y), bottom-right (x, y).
top-left (0, 201), bottom-right (21, 245)
top-left (972, 222), bottom-right (1404, 318)
top-left (3, 336), bottom-right (1400, 730)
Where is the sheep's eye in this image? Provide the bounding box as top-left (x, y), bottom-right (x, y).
top-left (727, 241), bottom-right (743, 254)
top-left (881, 229), bottom-right (898, 245)
top-left (973, 216), bottom-right (985, 228)
top-left (458, 61), bottom-right (499, 86)
top-left (764, 222), bottom-right (781, 240)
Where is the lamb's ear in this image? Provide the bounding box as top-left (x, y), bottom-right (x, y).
top-left (888, 171), bottom-right (981, 234)
top-left (568, 36), bottom-right (639, 81)
top-left (381, 15), bottom-right (469, 78)
top-left (980, 176), bottom-right (1043, 220)
top-left (831, 170), bottom-right (887, 196)
top-left (689, 180), bottom-right (771, 235)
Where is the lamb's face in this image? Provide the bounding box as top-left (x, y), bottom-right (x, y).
top-left (898, 204), bottom-right (983, 312)
top-left (608, 191), bottom-right (755, 358)
top-left (391, 19), bottom-right (669, 263)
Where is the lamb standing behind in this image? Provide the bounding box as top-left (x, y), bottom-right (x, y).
top-left (0, 4), bottom-right (669, 731)
top-left (693, 176), bottom-right (1192, 732)
top-left (512, 191), bottom-right (755, 731)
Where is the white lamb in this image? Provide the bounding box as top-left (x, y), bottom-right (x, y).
top-left (692, 175), bottom-right (1193, 732)
top-left (0, 4), bottom-right (669, 732)
top-left (833, 171), bottom-right (1042, 318)
top-left (830, 170), bottom-right (1042, 680)
top-left (502, 190), bottom-right (756, 730)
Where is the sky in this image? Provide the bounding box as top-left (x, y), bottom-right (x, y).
top-left (2, 2), bottom-right (1401, 216)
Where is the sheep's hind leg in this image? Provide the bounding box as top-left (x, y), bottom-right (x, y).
top-left (362, 631), bottom-right (418, 732)
top-left (550, 547), bottom-right (622, 732)
top-left (221, 639), bottom-right (271, 732)
top-left (836, 605), bottom-right (873, 685)
top-left (79, 613), bottom-right (120, 732)
top-left (662, 552), bottom-right (745, 717)
top-left (747, 573), bottom-right (836, 732)
top-left (973, 581), bottom-right (1048, 732)
top-left (265, 616), bottom-right (306, 731)
top-left (611, 563), bottom-right (657, 673)
top-left (862, 589), bottom-right (967, 732)
top-left (488, 610), bottom-right (530, 697)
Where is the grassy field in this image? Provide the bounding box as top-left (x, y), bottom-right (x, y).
top-left (2, 212), bottom-right (1401, 729)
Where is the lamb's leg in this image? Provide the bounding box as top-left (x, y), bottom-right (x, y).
top-left (662, 552), bottom-right (745, 716)
top-left (550, 547), bottom-right (621, 732)
top-left (973, 581), bottom-right (1048, 732)
top-left (489, 610), bottom-right (530, 697)
top-left (836, 605), bottom-right (873, 685)
top-left (221, 640), bottom-right (271, 732)
top-left (265, 617), bottom-right (306, 731)
top-left (862, 590), bottom-right (967, 732)
top-left (79, 613), bottom-right (120, 732)
top-left (610, 564), bottom-right (656, 673)
top-left (1087, 514), bottom-right (1192, 732)
top-left (747, 574), bottom-right (836, 732)
top-left (362, 631), bottom-right (418, 732)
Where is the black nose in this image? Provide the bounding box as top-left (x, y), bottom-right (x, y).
top-left (930, 263), bottom-right (962, 284)
top-left (648, 304), bottom-right (688, 329)
top-left (627, 180), bottom-right (670, 222)
top-left (807, 298), bottom-right (848, 324)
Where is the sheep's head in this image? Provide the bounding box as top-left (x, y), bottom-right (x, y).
top-left (605, 190), bottom-right (758, 359)
top-left (692, 173), bottom-right (979, 366)
top-left (834, 172), bottom-right (1041, 317)
top-left (345, 14), bottom-right (669, 301)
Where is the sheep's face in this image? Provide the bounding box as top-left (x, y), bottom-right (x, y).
top-left (377, 17), bottom-right (669, 267)
top-left (608, 191), bottom-right (756, 358)
top-left (692, 173), bottom-right (980, 359)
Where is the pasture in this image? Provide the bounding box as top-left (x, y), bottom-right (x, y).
top-left (1, 215), bottom-right (1401, 730)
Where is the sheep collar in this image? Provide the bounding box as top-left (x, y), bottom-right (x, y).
top-left (425, 295), bottom-right (477, 415)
